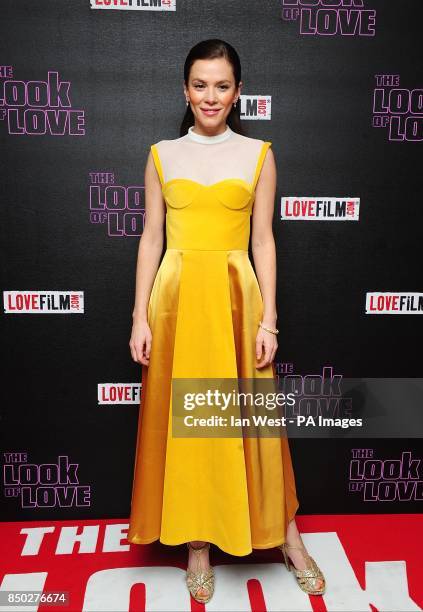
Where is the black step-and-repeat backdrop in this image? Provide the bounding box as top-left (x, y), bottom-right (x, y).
top-left (1, 0), bottom-right (422, 523)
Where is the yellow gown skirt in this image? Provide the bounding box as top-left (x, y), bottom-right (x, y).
top-left (127, 247), bottom-right (299, 556)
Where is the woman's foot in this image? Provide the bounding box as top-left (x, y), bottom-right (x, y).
top-left (186, 540), bottom-right (214, 603)
top-left (282, 519), bottom-right (325, 592)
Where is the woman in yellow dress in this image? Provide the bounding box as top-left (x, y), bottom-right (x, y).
top-left (127, 39), bottom-right (326, 603)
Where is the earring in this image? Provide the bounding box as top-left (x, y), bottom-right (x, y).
top-left (233, 100), bottom-right (237, 107)
top-left (186, 99), bottom-right (189, 106)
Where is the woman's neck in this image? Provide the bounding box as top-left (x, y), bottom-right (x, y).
top-left (187, 124), bottom-right (233, 144)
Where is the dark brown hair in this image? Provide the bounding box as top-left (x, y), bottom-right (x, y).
top-left (180, 39), bottom-right (246, 137)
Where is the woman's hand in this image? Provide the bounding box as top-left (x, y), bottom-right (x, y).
top-left (129, 319), bottom-right (152, 366)
top-left (255, 325), bottom-right (278, 368)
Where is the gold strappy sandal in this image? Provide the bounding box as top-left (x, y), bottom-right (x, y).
top-left (279, 542), bottom-right (326, 595)
top-left (186, 542), bottom-right (215, 603)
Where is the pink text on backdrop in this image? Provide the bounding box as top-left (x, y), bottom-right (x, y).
top-left (0, 68), bottom-right (85, 135)
top-left (373, 75), bottom-right (423, 142)
top-left (89, 172), bottom-right (145, 237)
top-left (281, 0), bottom-right (376, 36)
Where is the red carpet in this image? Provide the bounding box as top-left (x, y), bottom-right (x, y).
top-left (0, 514), bottom-right (421, 611)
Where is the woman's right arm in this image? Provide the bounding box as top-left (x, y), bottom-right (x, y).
top-left (129, 149), bottom-right (165, 366)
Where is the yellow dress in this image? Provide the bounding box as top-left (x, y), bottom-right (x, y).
top-left (127, 125), bottom-right (299, 556)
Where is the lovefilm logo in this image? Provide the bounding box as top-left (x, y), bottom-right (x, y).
top-left (281, 0), bottom-right (376, 37)
top-left (349, 449), bottom-right (422, 502)
top-left (2, 453), bottom-right (91, 509)
top-left (365, 292), bottom-right (423, 314)
top-left (98, 383), bottom-right (142, 404)
top-left (281, 196), bottom-right (360, 220)
top-left (90, 0), bottom-right (176, 11)
top-left (240, 95), bottom-right (271, 120)
top-left (372, 75), bottom-right (423, 142)
top-left (89, 172), bottom-right (145, 237)
top-left (3, 291), bottom-right (84, 313)
top-left (0, 67), bottom-right (85, 136)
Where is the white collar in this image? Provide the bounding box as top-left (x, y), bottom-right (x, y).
top-left (187, 124), bottom-right (233, 144)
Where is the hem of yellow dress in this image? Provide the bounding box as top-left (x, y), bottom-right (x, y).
top-left (126, 534), bottom-right (291, 556)
top-left (127, 534), bottom-right (251, 556)
top-left (126, 503), bottom-right (300, 556)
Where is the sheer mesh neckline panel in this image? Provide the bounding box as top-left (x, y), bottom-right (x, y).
top-left (154, 132), bottom-right (266, 188)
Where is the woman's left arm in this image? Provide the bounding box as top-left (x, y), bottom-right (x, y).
top-left (251, 147), bottom-right (278, 369)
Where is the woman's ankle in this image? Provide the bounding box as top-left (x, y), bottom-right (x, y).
top-left (189, 540), bottom-right (207, 548)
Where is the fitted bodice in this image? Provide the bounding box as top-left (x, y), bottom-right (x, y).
top-left (150, 129), bottom-right (272, 251)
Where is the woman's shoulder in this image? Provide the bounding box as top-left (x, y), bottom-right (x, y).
top-left (232, 133), bottom-right (272, 156)
top-left (237, 132), bottom-right (270, 144)
top-left (150, 136), bottom-right (187, 156)
top-left (233, 134), bottom-right (273, 164)
top-left (151, 134), bottom-right (187, 146)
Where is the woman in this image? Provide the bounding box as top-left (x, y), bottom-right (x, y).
top-left (127, 39), bottom-right (326, 603)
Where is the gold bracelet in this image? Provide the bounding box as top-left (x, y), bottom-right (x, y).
top-left (258, 321), bottom-right (279, 335)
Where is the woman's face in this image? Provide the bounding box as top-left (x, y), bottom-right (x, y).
top-left (184, 57), bottom-right (242, 134)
